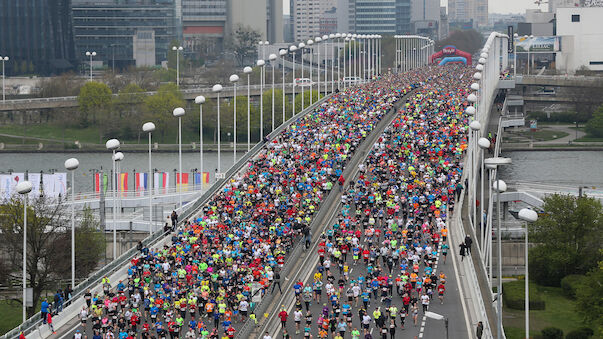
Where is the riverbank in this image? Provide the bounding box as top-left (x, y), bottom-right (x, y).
top-left (0, 143), bottom-right (258, 153)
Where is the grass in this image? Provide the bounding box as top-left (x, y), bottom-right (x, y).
top-left (502, 283), bottom-right (596, 339)
top-left (0, 299), bottom-right (42, 335)
top-left (575, 135), bottom-right (603, 142)
top-left (0, 124), bottom-right (104, 144)
top-left (510, 129), bottom-right (569, 142)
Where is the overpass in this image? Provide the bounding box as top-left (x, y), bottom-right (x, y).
top-left (0, 83), bottom-right (327, 112)
top-left (516, 74), bottom-right (603, 87)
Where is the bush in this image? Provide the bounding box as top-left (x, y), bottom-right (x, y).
top-left (560, 274), bottom-right (587, 299)
top-left (541, 327), bottom-right (563, 339)
top-left (565, 327), bottom-right (594, 339)
top-left (502, 280), bottom-right (545, 310)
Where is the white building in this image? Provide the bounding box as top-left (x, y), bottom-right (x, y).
top-left (555, 7), bottom-right (603, 73)
top-left (293, 0), bottom-right (322, 41)
top-left (410, 0), bottom-right (440, 38)
top-left (447, 0), bottom-right (488, 27)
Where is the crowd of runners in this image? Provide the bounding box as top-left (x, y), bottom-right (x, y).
top-left (64, 64), bottom-right (473, 339)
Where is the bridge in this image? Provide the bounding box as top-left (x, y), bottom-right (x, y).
top-left (4, 32), bottom-right (527, 339)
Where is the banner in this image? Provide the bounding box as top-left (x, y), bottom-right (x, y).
top-left (176, 173), bottom-right (189, 192)
top-left (0, 173), bottom-right (67, 199)
top-left (28, 173), bottom-right (42, 198)
top-left (45, 173), bottom-right (67, 198)
top-left (119, 173), bottom-right (128, 196)
top-left (154, 172), bottom-right (169, 194)
top-left (193, 172), bottom-right (210, 188)
top-left (94, 173), bottom-right (108, 194)
top-left (515, 36), bottom-right (560, 53)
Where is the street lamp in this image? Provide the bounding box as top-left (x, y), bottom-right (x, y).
top-left (470, 119), bottom-right (481, 241)
top-left (268, 54), bottom-right (277, 131)
top-left (243, 67), bottom-right (252, 151)
top-left (298, 42), bottom-right (306, 111)
top-left (279, 49), bottom-right (287, 122)
top-left (477, 137), bottom-right (491, 253)
top-left (16, 180), bottom-right (32, 322)
top-left (64, 158), bottom-right (79, 289)
top-left (486, 156), bottom-right (512, 339)
top-left (212, 85), bottom-right (223, 173)
top-left (85, 51), bottom-right (96, 81)
top-left (329, 33), bottom-right (335, 93)
top-left (315, 37), bottom-right (322, 99)
top-left (425, 311), bottom-right (448, 339)
top-left (195, 96), bottom-right (206, 183)
top-left (142, 122), bottom-right (155, 234)
top-left (229, 74), bottom-right (239, 163)
top-left (344, 37), bottom-right (350, 89)
top-left (335, 33), bottom-right (341, 91)
top-left (513, 33), bottom-right (518, 77)
top-left (113, 152), bottom-right (124, 224)
top-left (105, 138), bottom-right (120, 260)
top-left (290, 45), bottom-right (298, 118)
top-left (173, 107), bottom-right (185, 210)
top-left (0, 56), bottom-right (8, 102)
top-left (518, 208), bottom-right (538, 339)
top-left (322, 35), bottom-right (329, 97)
top-left (257, 59), bottom-right (265, 140)
top-left (172, 46), bottom-right (183, 87)
top-left (306, 41), bottom-right (313, 104)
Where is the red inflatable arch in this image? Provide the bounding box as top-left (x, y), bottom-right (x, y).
top-left (430, 45), bottom-right (472, 65)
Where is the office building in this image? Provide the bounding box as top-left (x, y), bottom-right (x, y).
top-left (518, 9), bottom-right (554, 36)
top-left (320, 8), bottom-right (338, 35)
top-left (72, 0), bottom-right (178, 69)
top-left (448, 0), bottom-right (488, 28)
top-left (351, 0), bottom-right (411, 35)
top-left (439, 7), bottom-right (449, 39)
top-left (0, 0), bottom-right (76, 75)
top-left (411, 0), bottom-right (440, 38)
top-left (293, 0), bottom-right (322, 40)
top-left (556, 7), bottom-right (603, 73)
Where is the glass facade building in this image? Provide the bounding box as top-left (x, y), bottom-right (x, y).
top-left (351, 0), bottom-right (411, 35)
top-left (0, 0), bottom-right (76, 75)
top-left (72, 0), bottom-right (177, 69)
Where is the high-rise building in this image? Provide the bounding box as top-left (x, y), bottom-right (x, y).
top-left (72, 0), bottom-right (177, 69)
top-left (448, 0), bottom-right (488, 28)
top-left (320, 7), bottom-right (338, 35)
top-left (347, 0), bottom-right (411, 35)
top-left (0, 0), bottom-right (76, 75)
top-left (410, 0), bottom-right (440, 38)
top-left (293, 0), bottom-right (322, 40)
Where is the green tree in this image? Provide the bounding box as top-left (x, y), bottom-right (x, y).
top-left (586, 104), bottom-right (603, 138)
top-left (227, 24), bottom-right (262, 66)
top-left (574, 258), bottom-right (603, 330)
top-left (77, 81), bottom-right (113, 127)
top-left (436, 29), bottom-right (484, 55)
top-left (143, 83), bottom-right (184, 141)
top-left (0, 195), bottom-right (103, 317)
top-left (529, 194), bottom-right (603, 286)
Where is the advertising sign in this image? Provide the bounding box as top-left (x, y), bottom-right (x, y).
top-left (508, 26), bottom-right (514, 53)
top-left (442, 45), bottom-right (457, 55)
top-left (515, 36), bottom-right (560, 53)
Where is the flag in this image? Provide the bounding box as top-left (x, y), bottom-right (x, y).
top-left (119, 173), bottom-right (128, 196)
top-left (193, 172), bottom-right (210, 188)
top-left (135, 173), bottom-right (148, 196)
top-left (177, 173), bottom-right (189, 192)
top-left (154, 172), bottom-right (169, 194)
top-left (202, 172), bottom-right (210, 185)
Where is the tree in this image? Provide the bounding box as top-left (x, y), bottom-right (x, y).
top-left (566, 86), bottom-right (603, 121)
top-left (528, 194), bottom-right (603, 286)
top-left (574, 260), bottom-right (602, 330)
top-left (77, 81), bottom-right (113, 128)
top-left (586, 104), bottom-right (603, 138)
top-left (0, 195), bottom-right (104, 317)
top-left (435, 29), bottom-right (484, 55)
top-left (227, 25), bottom-right (262, 67)
top-left (143, 83), bottom-right (185, 141)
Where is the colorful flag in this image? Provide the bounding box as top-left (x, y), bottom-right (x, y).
top-left (154, 172), bottom-right (169, 194)
top-left (202, 172), bottom-right (210, 185)
top-left (177, 173), bottom-right (189, 192)
top-left (193, 172), bottom-right (210, 188)
top-left (135, 173), bottom-right (148, 196)
top-left (119, 173), bottom-right (128, 196)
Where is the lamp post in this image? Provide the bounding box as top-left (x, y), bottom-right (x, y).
top-left (65, 158), bottom-right (79, 289)
top-left (518, 208), bottom-right (538, 339)
top-left (477, 137), bottom-right (490, 254)
top-left (279, 50), bottom-right (287, 122)
top-left (194, 96), bottom-right (206, 181)
top-left (336, 33), bottom-right (341, 90)
top-left (105, 139), bottom-right (120, 260)
top-left (289, 45), bottom-right (298, 118)
top-left (485, 157), bottom-right (512, 339)
top-left (469, 120), bottom-right (481, 242)
top-left (243, 67), bottom-right (252, 151)
top-left (322, 35), bottom-right (329, 96)
top-left (513, 33), bottom-right (518, 77)
top-left (425, 311), bottom-right (449, 339)
top-left (229, 74), bottom-right (239, 163)
top-left (268, 54), bottom-right (277, 131)
top-left (344, 37), bottom-right (349, 88)
top-left (16, 180), bottom-right (32, 322)
top-left (1, 56), bottom-right (8, 102)
top-left (172, 46), bottom-right (183, 87)
top-left (257, 59), bottom-right (265, 140)
top-left (85, 51), bottom-right (96, 81)
top-left (306, 41), bottom-right (313, 104)
top-left (142, 123), bottom-right (155, 234)
top-left (298, 42), bottom-right (306, 111)
top-left (330, 33), bottom-right (335, 93)
top-left (212, 85), bottom-right (223, 173)
top-left (315, 37), bottom-right (322, 100)
top-left (113, 152), bottom-right (124, 223)
top-left (172, 107), bottom-right (185, 210)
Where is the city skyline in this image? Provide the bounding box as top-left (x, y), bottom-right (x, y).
top-left (283, 0), bottom-right (541, 15)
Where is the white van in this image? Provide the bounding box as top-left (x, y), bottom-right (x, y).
top-left (294, 78), bottom-right (313, 87)
top-left (342, 76), bottom-right (362, 86)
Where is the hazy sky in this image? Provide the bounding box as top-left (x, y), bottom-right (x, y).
top-left (283, 0), bottom-right (540, 15)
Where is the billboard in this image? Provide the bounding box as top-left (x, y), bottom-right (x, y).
top-left (515, 36), bottom-right (560, 53)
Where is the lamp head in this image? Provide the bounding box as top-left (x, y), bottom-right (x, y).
top-left (279, 49), bottom-right (287, 56)
top-left (105, 138), bottom-right (120, 150)
top-left (16, 181), bottom-right (33, 195)
top-left (473, 72), bottom-right (482, 80)
top-left (142, 122), bottom-right (156, 132)
top-left (243, 66), bottom-right (253, 74)
top-left (478, 57), bottom-right (486, 64)
top-left (471, 83), bottom-right (480, 91)
top-left (470, 120), bottom-right (481, 131)
top-left (478, 137), bottom-right (490, 149)
top-left (65, 158), bottom-right (80, 171)
top-left (480, 52), bottom-right (488, 59)
top-left (269, 54), bottom-right (277, 61)
top-left (322, 35), bottom-right (329, 40)
top-left (256, 59), bottom-right (265, 66)
top-left (315, 37), bottom-right (322, 42)
top-left (476, 64), bottom-right (484, 71)
top-left (307, 40), bottom-right (314, 45)
top-left (229, 74), bottom-right (239, 83)
top-left (492, 180), bottom-right (507, 193)
top-left (195, 95), bottom-right (206, 104)
top-left (518, 208), bottom-right (538, 222)
top-left (467, 93), bottom-right (477, 103)
top-left (289, 45), bottom-right (297, 52)
top-left (173, 107), bottom-right (186, 117)
top-left (113, 152), bottom-right (124, 162)
top-left (465, 106), bottom-right (476, 116)
top-left (298, 42), bottom-right (305, 48)
top-left (212, 84), bottom-right (223, 93)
